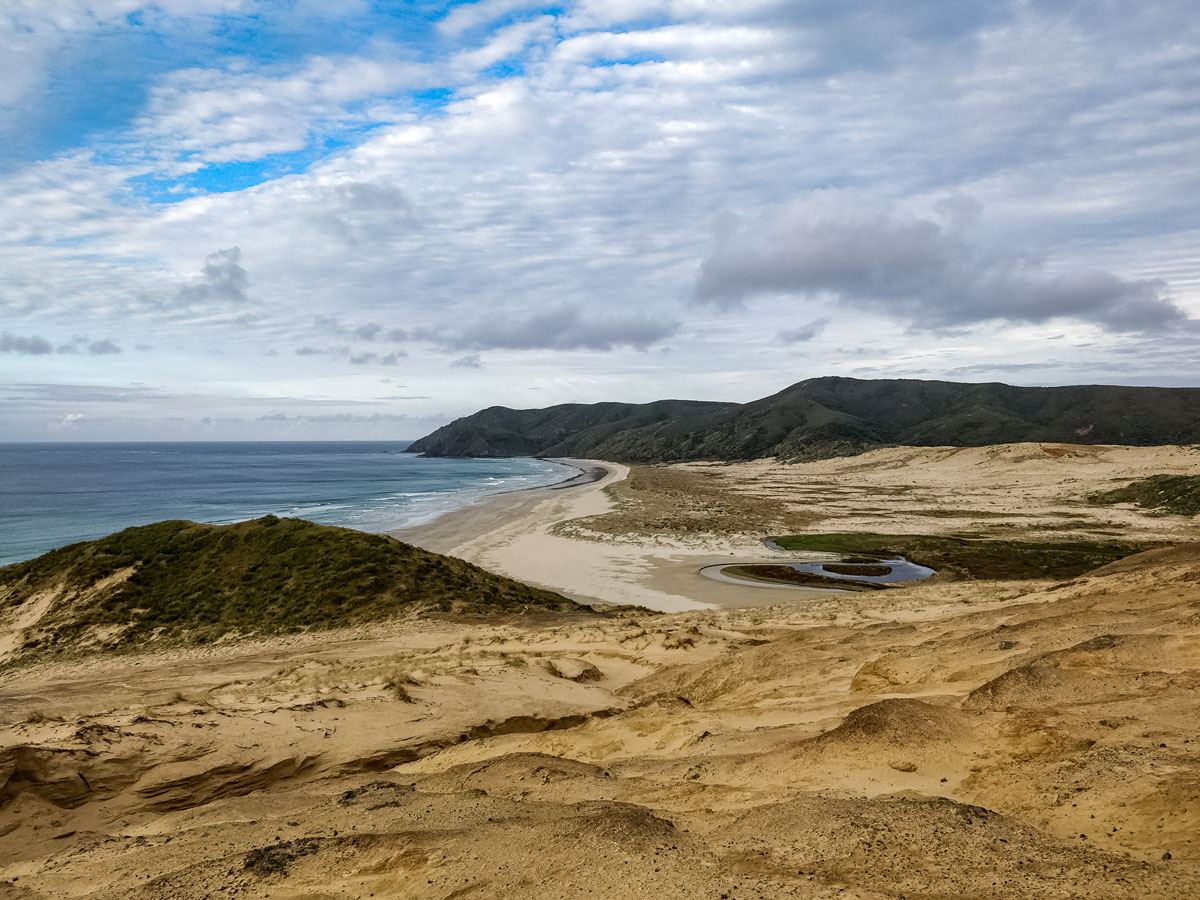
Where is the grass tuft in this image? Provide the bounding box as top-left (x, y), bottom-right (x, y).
top-left (1088, 474), bottom-right (1200, 517)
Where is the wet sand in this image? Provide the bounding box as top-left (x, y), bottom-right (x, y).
top-left (392, 458), bottom-right (619, 556)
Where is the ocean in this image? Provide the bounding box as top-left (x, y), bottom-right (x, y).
top-left (0, 442), bottom-right (568, 566)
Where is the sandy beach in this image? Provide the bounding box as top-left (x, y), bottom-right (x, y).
top-left (398, 458), bottom-right (743, 611)
top-left (398, 458), bottom-right (820, 611)
top-left (398, 443), bottom-right (1200, 612)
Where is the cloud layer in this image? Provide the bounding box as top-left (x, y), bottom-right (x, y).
top-left (696, 202), bottom-right (1186, 332)
top-left (0, 0), bottom-right (1197, 438)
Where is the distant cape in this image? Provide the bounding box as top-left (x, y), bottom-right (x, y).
top-left (406, 376), bottom-right (1200, 462)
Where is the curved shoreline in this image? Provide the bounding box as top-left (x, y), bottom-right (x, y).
top-left (395, 460), bottom-right (844, 612)
top-left (391, 458), bottom-right (624, 558)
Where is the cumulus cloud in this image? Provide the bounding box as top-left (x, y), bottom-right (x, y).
top-left (294, 341), bottom-right (406, 365)
top-left (179, 247), bottom-right (248, 305)
top-left (53, 336), bottom-right (124, 355)
top-left (695, 199), bottom-right (1188, 333)
top-left (48, 412), bottom-right (84, 431)
top-left (437, 0), bottom-right (548, 36)
top-left (353, 322), bottom-right (383, 340)
top-left (778, 318), bottom-right (830, 344)
top-left (450, 353), bottom-right (483, 368)
top-left (136, 55), bottom-right (420, 167)
top-left (0, 332), bottom-right (52, 354)
top-left (313, 317), bottom-right (407, 343)
top-left (348, 350), bottom-right (404, 366)
top-left (441, 305), bottom-right (678, 351)
top-left (87, 339), bottom-right (121, 355)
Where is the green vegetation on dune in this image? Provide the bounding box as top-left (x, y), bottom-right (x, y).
top-left (0, 516), bottom-right (583, 659)
top-left (554, 465), bottom-right (804, 539)
top-left (1088, 474), bottom-right (1200, 517)
top-left (768, 533), bottom-right (1158, 581)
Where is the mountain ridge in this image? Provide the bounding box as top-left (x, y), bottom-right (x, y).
top-left (407, 376), bottom-right (1200, 461)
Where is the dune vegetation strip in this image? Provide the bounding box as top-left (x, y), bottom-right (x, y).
top-left (552, 464), bottom-right (813, 540)
top-left (768, 533), bottom-right (1159, 581)
top-left (1089, 474), bottom-right (1200, 517)
top-left (0, 516), bottom-right (587, 664)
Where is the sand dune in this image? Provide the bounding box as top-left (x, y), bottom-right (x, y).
top-left (3, 445), bottom-right (1199, 897)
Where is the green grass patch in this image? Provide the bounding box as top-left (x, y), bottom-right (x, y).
top-left (559, 465), bottom-right (811, 539)
top-left (767, 533), bottom-right (1158, 581)
top-left (1088, 474), bottom-right (1200, 517)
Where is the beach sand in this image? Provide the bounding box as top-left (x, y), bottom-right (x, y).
top-left (398, 443), bottom-right (1200, 613)
top-left (3, 443), bottom-right (1200, 898)
top-left (397, 458), bottom-right (748, 612)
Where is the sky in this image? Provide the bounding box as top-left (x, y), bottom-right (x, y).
top-left (1, 0), bottom-right (1199, 441)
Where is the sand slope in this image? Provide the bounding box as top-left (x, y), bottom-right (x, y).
top-left (3, 445), bottom-right (1200, 898)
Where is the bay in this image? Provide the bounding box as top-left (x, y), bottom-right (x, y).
top-left (0, 442), bottom-right (566, 566)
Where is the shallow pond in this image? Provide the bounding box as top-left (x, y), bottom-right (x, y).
top-left (787, 558), bottom-right (936, 583)
top-left (700, 556), bottom-right (936, 591)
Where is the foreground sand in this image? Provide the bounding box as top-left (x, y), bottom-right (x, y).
top-left (2, 444), bottom-right (1199, 898)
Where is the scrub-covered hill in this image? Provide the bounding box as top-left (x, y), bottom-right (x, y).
top-left (408, 376), bottom-right (1200, 461)
top-left (0, 516), bottom-right (586, 664)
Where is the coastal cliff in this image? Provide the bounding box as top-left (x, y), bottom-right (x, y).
top-left (408, 376), bottom-right (1200, 461)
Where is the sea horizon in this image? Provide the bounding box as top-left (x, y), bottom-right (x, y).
top-left (0, 441), bottom-right (567, 567)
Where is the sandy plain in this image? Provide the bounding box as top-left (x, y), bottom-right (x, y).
top-left (2, 442), bottom-right (1199, 898)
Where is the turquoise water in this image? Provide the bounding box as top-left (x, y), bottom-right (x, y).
top-left (0, 442), bottom-right (567, 566)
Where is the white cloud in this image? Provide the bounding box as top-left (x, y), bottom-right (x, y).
top-left (1, 0), bottom-right (1199, 439)
top-left (451, 16), bottom-right (558, 73)
top-left (694, 196), bottom-right (1187, 332)
top-left (134, 54), bottom-right (423, 167)
top-left (436, 0), bottom-right (550, 36)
